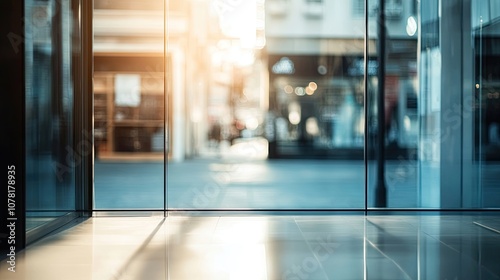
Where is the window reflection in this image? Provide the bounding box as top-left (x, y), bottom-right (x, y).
top-left (25, 0), bottom-right (77, 229)
top-left (473, 0), bottom-right (500, 207)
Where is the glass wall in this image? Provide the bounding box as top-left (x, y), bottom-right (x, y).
top-left (91, 0), bottom-right (500, 211)
top-left (25, 0), bottom-right (91, 233)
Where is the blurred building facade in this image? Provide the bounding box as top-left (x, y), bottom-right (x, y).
top-left (93, 0), bottom-right (166, 160)
top-left (91, 0), bottom-right (420, 161)
top-left (93, 0), bottom-right (268, 161)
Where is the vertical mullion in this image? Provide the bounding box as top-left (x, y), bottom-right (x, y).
top-left (364, 0), bottom-right (369, 214)
top-left (164, 0), bottom-right (168, 216)
top-left (83, 0), bottom-right (94, 214)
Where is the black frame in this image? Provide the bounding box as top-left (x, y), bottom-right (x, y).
top-left (1, 0), bottom-right (27, 255)
top-left (1, 0), bottom-right (94, 254)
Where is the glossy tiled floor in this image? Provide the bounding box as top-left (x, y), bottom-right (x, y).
top-left (1, 213), bottom-right (500, 280)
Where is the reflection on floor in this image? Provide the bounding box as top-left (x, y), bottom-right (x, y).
top-left (1, 213), bottom-right (500, 279)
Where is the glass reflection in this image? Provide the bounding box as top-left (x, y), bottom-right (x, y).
top-left (25, 0), bottom-right (78, 230)
top-left (367, 0), bottom-right (500, 209)
top-left (367, 0), bottom-right (419, 208)
top-left (164, 214), bottom-right (500, 279)
top-left (473, 0), bottom-right (500, 208)
top-left (165, 0), bottom-right (366, 209)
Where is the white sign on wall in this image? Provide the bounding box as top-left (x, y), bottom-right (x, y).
top-left (114, 74), bottom-right (141, 107)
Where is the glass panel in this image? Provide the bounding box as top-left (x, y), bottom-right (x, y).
top-left (93, 0), bottom-right (165, 209)
top-left (166, 0), bottom-right (365, 209)
top-left (367, 0), bottom-right (500, 209)
top-left (25, 0), bottom-right (79, 229)
top-left (367, 0), bottom-right (419, 208)
top-left (417, 0), bottom-right (441, 208)
top-left (473, 0), bottom-right (500, 208)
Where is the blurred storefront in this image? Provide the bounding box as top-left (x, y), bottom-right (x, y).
top-left (265, 0), bottom-right (418, 159)
top-left (93, 0), bottom-right (166, 160)
top-left (92, 0), bottom-right (268, 161)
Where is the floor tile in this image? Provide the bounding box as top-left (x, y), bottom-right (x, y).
top-left (1, 214), bottom-right (500, 280)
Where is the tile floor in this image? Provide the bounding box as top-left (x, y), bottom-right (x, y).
top-left (1, 213), bottom-right (500, 280)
